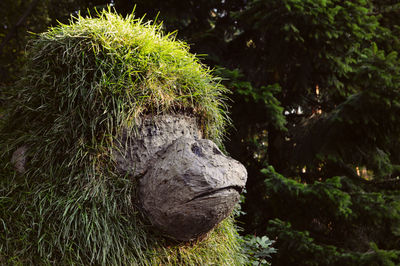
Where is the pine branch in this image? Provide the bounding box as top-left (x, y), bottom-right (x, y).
top-left (370, 178), bottom-right (400, 190)
top-left (368, 3), bottom-right (400, 15)
top-left (336, 161), bottom-right (400, 190)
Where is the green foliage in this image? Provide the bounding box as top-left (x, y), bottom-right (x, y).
top-left (0, 0), bottom-right (48, 83)
top-left (224, 1), bottom-right (400, 263)
top-left (0, 0), bottom-right (108, 85)
top-left (242, 235), bottom-right (276, 265)
top-left (266, 219), bottom-right (400, 265)
top-left (263, 166), bottom-right (353, 221)
top-left (15, 10), bottom-right (228, 143)
top-left (258, 167), bottom-right (400, 265)
top-left (266, 219), bottom-right (341, 265)
top-left (215, 67), bottom-right (286, 132)
top-left (0, 10), bottom-right (243, 265)
top-left (294, 43), bottom-right (400, 179)
top-left (234, 0), bottom-right (379, 108)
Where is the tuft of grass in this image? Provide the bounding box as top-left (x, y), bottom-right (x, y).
top-left (0, 9), bottom-right (244, 265)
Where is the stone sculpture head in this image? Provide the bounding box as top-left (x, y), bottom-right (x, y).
top-left (116, 115), bottom-right (247, 241)
top-left (1, 10), bottom-right (247, 264)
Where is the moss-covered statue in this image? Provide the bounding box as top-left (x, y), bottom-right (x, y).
top-left (0, 10), bottom-right (248, 265)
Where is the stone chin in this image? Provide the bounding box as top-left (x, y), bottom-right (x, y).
top-left (116, 114), bottom-right (248, 241)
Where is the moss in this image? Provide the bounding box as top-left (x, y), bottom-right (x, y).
top-left (0, 9), bottom-right (244, 265)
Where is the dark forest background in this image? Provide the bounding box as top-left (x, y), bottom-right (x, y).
top-left (2, 0), bottom-right (400, 264)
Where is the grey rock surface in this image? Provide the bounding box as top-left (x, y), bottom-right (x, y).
top-left (11, 145), bottom-right (28, 174)
top-left (114, 115), bottom-right (202, 176)
top-left (139, 137), bottom-right (247, 241)
top-left (114, 114), bottom-right (247, 241)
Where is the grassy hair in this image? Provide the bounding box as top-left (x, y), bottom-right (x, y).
top-left (0, 9), bottom-right (244, 265)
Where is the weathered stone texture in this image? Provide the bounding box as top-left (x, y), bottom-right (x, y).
top-left (11, 145), bottom-right (28, 174)
top-left (139, 137), bottom-right (247, 241)
top-left (115, 114), bottom-right (247, 241)
top-left (114, 115), bottom-right (202, 176)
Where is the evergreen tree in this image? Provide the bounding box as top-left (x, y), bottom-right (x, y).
top-left (221, 0), bottom-right (400, 264)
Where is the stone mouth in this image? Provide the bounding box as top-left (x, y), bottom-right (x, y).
top-left (187, 185), bottom-right (243, 203)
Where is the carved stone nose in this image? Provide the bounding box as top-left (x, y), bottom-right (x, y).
top-left (139, 137), bottom-right (247, 241)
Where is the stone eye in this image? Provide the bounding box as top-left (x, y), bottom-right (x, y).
top-left (213, 147), bottom-right (222, 155)
top-left (191, 143), bottom-right (204, 157)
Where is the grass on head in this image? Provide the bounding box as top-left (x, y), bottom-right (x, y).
top-left (0, 9), bottom-right (245, 265)
top-left (27, 8), bottom-right (229, 144)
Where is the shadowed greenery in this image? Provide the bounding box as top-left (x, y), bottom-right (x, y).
top-left (0, 10), bottom-right (244, 265)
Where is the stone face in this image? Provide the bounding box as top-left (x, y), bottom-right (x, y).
top-left (139, 137), bottom-right (247, 241)
top-left (114, 114), bottom-right (248, 241)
